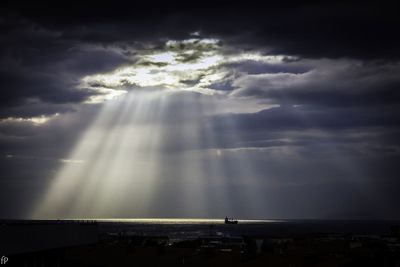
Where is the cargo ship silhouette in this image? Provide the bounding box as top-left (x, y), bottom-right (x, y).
top-left (224, 216), bottom-right (238, 224)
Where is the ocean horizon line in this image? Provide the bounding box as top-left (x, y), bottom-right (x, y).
top-left (3, 217), bottom-right (400, 224)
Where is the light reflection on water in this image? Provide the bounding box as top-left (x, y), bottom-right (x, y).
top-left (70, 218), bottom-right (284, 224)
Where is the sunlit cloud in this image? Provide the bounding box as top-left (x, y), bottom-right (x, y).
top-left (84, 87), bottom-right (127, 104)
top-left (0, 113), bottom-right (60, 125)
top-left (80, 38), bottom-right (293, 98)
top-left (59, 158), bottom-right (85, 164)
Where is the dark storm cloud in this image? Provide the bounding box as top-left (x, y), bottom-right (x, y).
top-left (4, 1), bottom-right (399, 60)
top-left (213, 105), bottom-right (400, 133)
top-left (204, 105), bottom-right (400, 162)
top-left (230, 59), bottom-right (400, 107)
top-left (223, 60), bottom-right (310, 75)
top-left (0, 16), bottom-right (131, 117)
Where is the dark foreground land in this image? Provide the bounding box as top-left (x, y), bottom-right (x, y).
top-left (1, 219), bottom-right (400, 266)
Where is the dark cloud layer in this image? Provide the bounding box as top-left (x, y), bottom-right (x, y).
top-left (0, 17), bottom-right (131, 117)
top-left (0, 1), bottom-right (400, 219)
top-left (3, 1), bottom-right (399, 59)
top-left (1, 1), bottom-right (399, 114)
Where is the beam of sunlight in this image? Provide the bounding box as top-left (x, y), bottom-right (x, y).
top-left (32, 88), bottom-right (272, 219)
top-left (32, 91), bottom-right (166, 218)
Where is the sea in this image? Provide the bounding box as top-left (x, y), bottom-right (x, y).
top-left (89, 218), bottom-right (400, 238)
top-left (3, 218), bottom-right (399, 239)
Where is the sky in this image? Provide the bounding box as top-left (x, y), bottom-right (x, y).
top-left (0, 1), bottom-right (399, 219)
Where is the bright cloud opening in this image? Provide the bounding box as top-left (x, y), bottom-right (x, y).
top-left (80, 38), bottom-right (292, 99)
